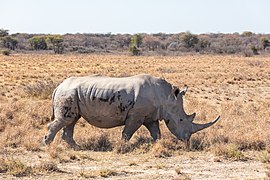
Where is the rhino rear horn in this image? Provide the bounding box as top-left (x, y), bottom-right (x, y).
top-left (191, 116), bottom-right (220, 133)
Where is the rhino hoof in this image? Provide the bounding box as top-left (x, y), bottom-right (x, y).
top-left (43, 136), bottom-right (52, 146)
top-left (69, 144), bottom-right (80, 151)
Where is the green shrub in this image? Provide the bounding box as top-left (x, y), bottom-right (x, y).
top-left (47, 35), bottom-right (64, 54)
top-left (251, 46), bottom-right (259, 55)
top-left (29, 36), bottom-right (47, 50)
top-left (129, 45), bottom-right (140, 56)
top-left (129, 34), bottom-right (142, 56)
top-left (180, 31), bottom-right (199, 48)
top-left (261, 38), bottom-right (270, 50)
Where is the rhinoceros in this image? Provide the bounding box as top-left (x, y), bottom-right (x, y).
top-left (44, 74), bottom-right (220, 149)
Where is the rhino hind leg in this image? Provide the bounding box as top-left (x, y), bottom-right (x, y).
top-left (61, 117), bottom-right (80, 149)
top-left (44, 92), bottom-right (79, 146)
top-left (143, 121), bottom-right (161, 141)
top-left (44, 119), bottom-right (69, 145)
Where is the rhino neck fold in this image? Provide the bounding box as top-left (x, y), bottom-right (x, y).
top-left (160, 105), bottom-right (170, 121)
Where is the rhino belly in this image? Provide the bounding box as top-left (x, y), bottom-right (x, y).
top-left (83, 115), bottom-right (126, 128)
top-left (79, 103), bottom-right (128, 128)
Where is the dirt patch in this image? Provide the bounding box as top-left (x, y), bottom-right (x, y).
top-left (0, 151), bottom-right (267, 179)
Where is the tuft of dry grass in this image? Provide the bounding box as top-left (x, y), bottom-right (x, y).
top-left (257, 151), bottom-right (270, 163)
top-left (0, 99), bottom-right (49, 150)
top-left (152, 141), bottom-right (172, 158)
top-left (0, 157), bottom-right (33, 177)
top-left (79, 133), bottom-right (113, 151)
top-left (175, 167), bottom-right (191, 180)
top-left (46, 144), bottom-right (74, 163)
top-left (150, 135), bottom-right (186, 157)
top-left (99, 169), bottom-right (117, 177)
top-left (115, 141), bottom-right (135, 154)
top-left (265, 165), bottom-right (270, 178)
top-left (78, 167), bottom-right (118, 178)
top-left (23, 134), bottom-right (42, 152)
top-left (114, 135), bottom-right (153, 154)
top-left (33, 161), bottom-right (61, 173)
top-left (211, 143), bottom-right (246, 161)
top-left (22, 80), bottom-right (58, 99)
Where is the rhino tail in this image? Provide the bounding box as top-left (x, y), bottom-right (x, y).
top-left (51, 88), bottom-right (57, 121)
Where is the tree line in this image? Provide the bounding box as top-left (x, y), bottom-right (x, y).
top-left (1, 28), bottom-right (270, 56)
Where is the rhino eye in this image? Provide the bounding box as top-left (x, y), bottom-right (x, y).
top-left (179, 119), bottom-right (183, 121)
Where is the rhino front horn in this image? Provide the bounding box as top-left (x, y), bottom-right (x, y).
top-left (191, 116), bottom-right (220, 133)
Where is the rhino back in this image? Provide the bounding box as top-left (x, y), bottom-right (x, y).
top-left (54, 74), bottom-right (171, 128)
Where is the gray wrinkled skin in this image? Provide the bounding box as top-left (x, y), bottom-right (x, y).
top-left (44, 74), bottom-right (220, 148)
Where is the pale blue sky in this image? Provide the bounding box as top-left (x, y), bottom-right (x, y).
top-left (0, 0), bottom-right (269, 34)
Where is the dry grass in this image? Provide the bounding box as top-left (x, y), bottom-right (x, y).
top-left (257, 151), bottom-right (270, 163)
top-left (0, 54), bottom-right (270, 178)
top-left (175, 167), bottom-right (191, 180)
top-left (33, 160), bottom-right (61, 173)
top-left (0, 157), bottom-right (33, 177)
top-left (265, 165), bottom-right (270, 178)
top-left (1, 54), bottom-right (270, 152)
top-left (23, 80), bottom-right (58, 99)
top-left (211, 143), bottom-right (247, 161)
top-left (78, 168), bottom-right (119, 178)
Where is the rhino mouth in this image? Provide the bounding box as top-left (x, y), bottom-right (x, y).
top-left (179, 115), bottom-right (220, 140)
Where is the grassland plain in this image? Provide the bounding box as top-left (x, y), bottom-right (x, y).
top-left (0, 54), bottom-right (270, 179)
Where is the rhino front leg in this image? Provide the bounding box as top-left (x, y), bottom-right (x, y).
top-left (122, 117), bottom-right (143, 141)
top-left (143, 120), bottom-right (161, 141)
top-left (61, 118), bottom-right (80, 149)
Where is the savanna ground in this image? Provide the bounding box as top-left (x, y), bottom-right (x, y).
top-left (0, 54), bottom-right (270, 179)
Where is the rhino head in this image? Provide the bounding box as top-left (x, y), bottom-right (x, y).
top-left (164, 86), bottom-right (220, 150)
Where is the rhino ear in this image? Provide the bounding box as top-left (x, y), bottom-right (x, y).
top-left (173, 87), bottom-right (180, 97)
top-left (179, 86), bottom-right (188, 96)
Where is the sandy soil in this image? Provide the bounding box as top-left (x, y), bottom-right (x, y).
top-left (0, 150), bottom-right (268, 179)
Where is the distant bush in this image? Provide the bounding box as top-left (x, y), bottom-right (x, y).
top-left (129, 34), bottom-right (142, 55)
top-left (1, 28), bottom-right (270, 56)
top-left (29, 36), bottom-right (47, 50)
top-left (251, 46), bottom-right (259, 55)
top-left (129, 45), bottom-right (140, 56)
top-left (0, 28), bottom-right (9, 37)
top-left (1, 36), bottom-right (18, 50)
top-left (261, 38), bottom-right (270, 50)
top-left (130, 34), bottom-right (143, 48)
top-left (1, 49), bottom-right (10, 56)
top-left (243, 47), bottom-right (254, 57)
top-left (179, 32), bottom-right (199, 49)
top-left (46, 35), bottom-right (64, 54)
top-left (241, 31), bottom-right (253, 37)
